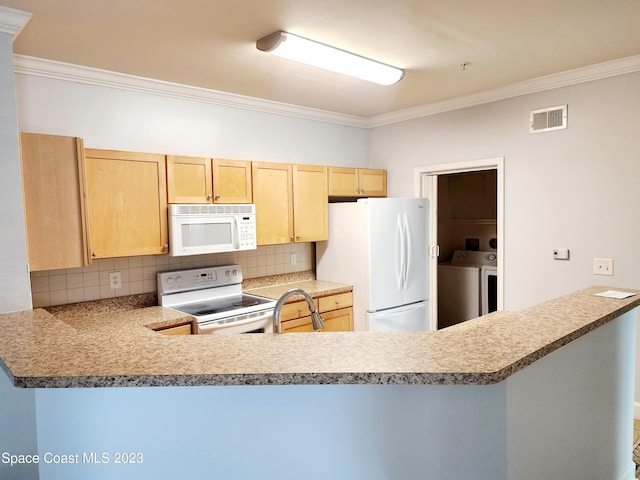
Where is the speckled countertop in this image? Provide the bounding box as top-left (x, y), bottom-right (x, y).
top-left (0, 286), bottom-right (638, 388)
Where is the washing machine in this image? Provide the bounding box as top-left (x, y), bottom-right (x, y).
top-left (437, 250), bottom-right (497, 329)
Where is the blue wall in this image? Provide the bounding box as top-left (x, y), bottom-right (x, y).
top-left (32, 383), bottom-right (505, 480)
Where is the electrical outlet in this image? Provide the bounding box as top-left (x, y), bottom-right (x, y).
top-left (290, 254), bottom-right (297, 266)
top-left (109, 271), bottom-right (122, 289)
top-left (593, 258), bottom-right (614, 276)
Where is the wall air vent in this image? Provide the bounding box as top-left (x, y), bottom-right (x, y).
top-left (529, 105), bottom-right (567, 134)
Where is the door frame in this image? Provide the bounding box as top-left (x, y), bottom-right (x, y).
top-left (414, 157), bottom-right (505, 331)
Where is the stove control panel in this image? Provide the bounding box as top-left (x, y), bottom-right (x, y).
top-left (157, 265), bottom-right (243, 295)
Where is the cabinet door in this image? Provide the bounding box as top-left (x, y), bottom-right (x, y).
top-left (327, 167), bottom-right (358, 196)
top-left (293, 164), bottom-right (328, 242)
top-left (358, 169), bottom-right (387, 197)
top-left (282, 308), bottom-right (353, 333)
top-left (212, 158), bottom-right (252, 203)
top-left (321, 308), bottom-right (354, 332)
top-left (20, 133), bottom-right (90, 270)
top-left (281, 316), bottom-right (314, 333)
top-left (85, 149), bottom-right (168, 258)
top-left (166, 155), bottom-right (212, 204)
top-left (252, 162), bottom-right (293, 245)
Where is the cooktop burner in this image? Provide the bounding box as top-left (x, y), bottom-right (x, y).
top-left (175, 294), bottom-right (272, 317)
top-left (232, 299), bottom-right (260, 307)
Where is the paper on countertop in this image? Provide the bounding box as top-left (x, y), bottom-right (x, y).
top-left (594, 290), bottom-right (637, 299)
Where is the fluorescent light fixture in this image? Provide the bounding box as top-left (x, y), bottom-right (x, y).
top-left (256, 31), bottom-right (404, 86)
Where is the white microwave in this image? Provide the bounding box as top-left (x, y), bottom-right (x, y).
top-left (168, 204), bottom-right (257, 257)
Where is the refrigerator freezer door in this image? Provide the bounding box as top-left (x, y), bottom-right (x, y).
top-left (367, 301), bottom-right (429, 332)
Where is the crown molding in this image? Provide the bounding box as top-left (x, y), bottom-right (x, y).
top-left (366, 55), bottom-right (640, 128)
top-left (13, 55), bottom-right (370, 128)
top-left (13, 53), bottom-right (640, 129)
top-left (0, 6), bottom-right (31, 38)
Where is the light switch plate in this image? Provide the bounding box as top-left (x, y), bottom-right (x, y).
top-left (553, 248), bottom-right (570, 260)
top-left (593, 258), bottom-right (614, 276)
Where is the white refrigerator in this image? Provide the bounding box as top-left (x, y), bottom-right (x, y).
top-left (316, 198), bottom-right (429, 331)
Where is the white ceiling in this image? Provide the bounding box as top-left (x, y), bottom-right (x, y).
top-left (2, 0), bottom-right (640, 119)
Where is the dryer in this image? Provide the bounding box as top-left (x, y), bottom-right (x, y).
top-left (437, 250), bottom-right (497, 329)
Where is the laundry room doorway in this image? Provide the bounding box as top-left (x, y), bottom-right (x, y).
top-left (416, 158), bottom-right (504, 331)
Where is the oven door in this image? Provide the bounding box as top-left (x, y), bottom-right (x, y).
top-left (196, 309), bottom-right (274, 334)
top-left (169, 214), bottom-right (238, 256)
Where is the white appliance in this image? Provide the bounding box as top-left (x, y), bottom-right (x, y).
top-left (158, 265), bottom-right (276, 334)
top-left (437, 250), bottom-right (497, 329)
top-left (168, 204), bottom-right (256, 257)
top-left (316, 198), bottom-right (429, 332)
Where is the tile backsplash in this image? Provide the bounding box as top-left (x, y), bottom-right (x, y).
top-left (30, 243), bottom-right (314, 308)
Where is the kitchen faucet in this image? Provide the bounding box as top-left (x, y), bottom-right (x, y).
top-left (272, 288), bottom-right (324, 333)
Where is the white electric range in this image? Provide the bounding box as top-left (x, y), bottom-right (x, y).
top-left (157, 265), bottom-right (276, 334)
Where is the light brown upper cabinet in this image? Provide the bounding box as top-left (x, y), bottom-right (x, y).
top-left (292, 164), bottom-right (328, 242)
top-left (166, 155), bottom-right (252, 204)
top-left (252, 162), bottom-right (293, 245)
top-left (252, 162), bottom-right (328, 245)
top-left (327, 167), bottom-right (387, 197)
top-left (84, 149), bottom-right (168, 259)
top-left (20, 133), bottom-right (90, 271)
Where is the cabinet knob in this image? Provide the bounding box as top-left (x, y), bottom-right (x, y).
top-left (295, 235), bottom-right (300, 240)
top-left (335, 300), bottom-right (340, 305)
top-left (164, 244), bottom-right (169, 250)
top-left (215, 194), bottom-right (221, 200)
top-left (91, 252), bottom-right (96, 258)
top-left (207, 194), bottom-right (213, 199)
top-left (290, 236), bottom-right (295, 241)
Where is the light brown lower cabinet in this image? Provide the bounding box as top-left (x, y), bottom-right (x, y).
top-left (281, 291), bottom-right (354, 333)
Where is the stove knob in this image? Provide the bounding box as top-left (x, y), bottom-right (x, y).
top-left (167, 277), bottom-right (174, 285)
top-left (176, 276), bottom-right (182, 284)
top-left (232, 269), bottom-right (238, 276)
top-left (225, 270), bottom-right (230, 277)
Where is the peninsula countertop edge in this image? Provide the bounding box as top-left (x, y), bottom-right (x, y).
top-left (1, 286), bottom-right (638, 388)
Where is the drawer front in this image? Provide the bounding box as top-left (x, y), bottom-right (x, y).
top-left (318, 292), bottom-right (353, 313)
top-left (278, 300), bottom-right (315, 321)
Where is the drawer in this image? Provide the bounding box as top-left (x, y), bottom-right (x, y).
top-left (278, 299), bottom-right (316, 321)
top-left (318, 292), bottom-right (353, 313)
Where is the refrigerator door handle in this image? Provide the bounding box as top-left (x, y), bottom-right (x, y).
top-left (396, 213), bottom-right (405, 291)
top-left (403, 212), bottom-right (411, 290)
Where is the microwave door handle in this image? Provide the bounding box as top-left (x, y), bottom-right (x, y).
top-left (233, 217), bottom-right (240, 249)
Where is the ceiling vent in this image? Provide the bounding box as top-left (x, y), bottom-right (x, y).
top-left (529, 105), bottom-right (567, 134)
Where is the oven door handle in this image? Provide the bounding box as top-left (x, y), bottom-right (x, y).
top-left (197, 311), bottom-right (274, 334)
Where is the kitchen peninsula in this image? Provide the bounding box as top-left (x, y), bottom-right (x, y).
top-left (1, 286), bottom-right (638, 480)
